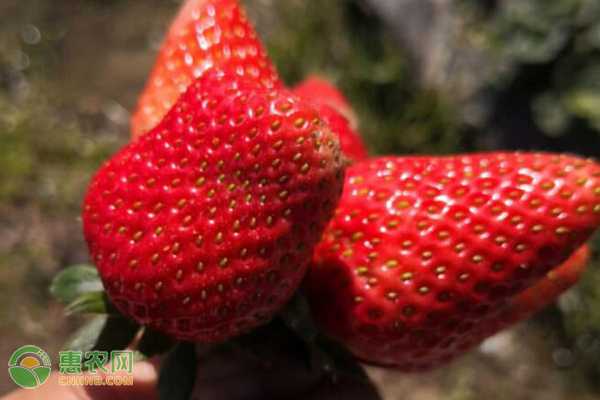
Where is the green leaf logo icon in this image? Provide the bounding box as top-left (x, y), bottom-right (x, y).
top-left (8, 345), bottom-right (52, 389)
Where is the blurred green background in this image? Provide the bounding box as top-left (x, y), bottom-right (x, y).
top-left (2, 0), bottom-right (600, 397)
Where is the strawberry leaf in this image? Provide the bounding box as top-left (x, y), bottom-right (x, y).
top-left (280, 293), bottom-right (337, 374)
top-left (62, 315), bottom-right (140, 360)
top-left (317, 337), bottom-right (371, 384)
top-left (227, 321), bottom-right (291, 368)
top-left (50, 265), bottom-right (103, 304)
top-left (136, 327), bottom-right (177, 360)
top-left (158, 342), bottom-right (197, 400)
top-left (62, 316), bottom-right (107, 354)
top-left (280, 292), bottom-right (319, 343)
top-left (66, 291), bottom-right (118, 315)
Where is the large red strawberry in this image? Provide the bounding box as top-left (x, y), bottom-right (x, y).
top-left (84, 71), bottom-right (345, 343)
top-left (305, 153), bottom-right (600, 371)
top-left (131, 0), bottom-right (280, 139)
top-left (292, 77), bottom-right (368, 164)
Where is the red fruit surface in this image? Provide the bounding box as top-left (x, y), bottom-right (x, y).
top-left (305, 153), bottom-right (600, 371)
top-left (292, 77), bottom-right (354, 120)
top-left (472, 244), bottom-right (589, 343)
top-left (131, 0), bottom-right (280, 139)
top-left (507, 244), bottom-right (589, 322)
top-left (84, 71), bottom-right (345, 343)
top-left (292, 77), bottom-right (368, 164)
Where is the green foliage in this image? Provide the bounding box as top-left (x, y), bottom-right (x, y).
top-left (248, 0), bottom-right (461, 156)
top-left (459, 0), bottom-right (600, 137)
top-left (0, 82), bottom-right (116, 208)
top-left (62, 315), bottom-right (139, 357)
top-left (50, 265), bottom-right (102, 304)
top-left (51, 266), bottom-right (117, 315)
top-left (66, 291), bottom-right (114, 315)
top-left (0, 14), bottom-right (126, 387)
top-left (0, 25), bottom-right (119, 208)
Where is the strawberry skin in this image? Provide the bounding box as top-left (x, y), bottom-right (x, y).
top-left (292, 77), bottom-right (355, 122)
top-left (507, 244), bottom-right (589, 323)
top-left (292, 77), bottom-right (368, 164)
top-left (471, 244), bottom-right (589, 345)
top-left (305, 153), bottom-right (600, 371)
top-left (84, 71), bottom-right (345, 343)
top-left (131, 0), bottom-right (280, 140)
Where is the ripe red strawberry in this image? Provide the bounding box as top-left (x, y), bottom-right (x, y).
top-left (131, 0), bottom-right (280, 140)
top-left (292, 77), bottom-right (368, 164)
top-left (470, 244), bottom-right (589, 345)
top-left (84, 71), bottom-right (345, 343)
top-left (305, 153), bottom-right (600, 371)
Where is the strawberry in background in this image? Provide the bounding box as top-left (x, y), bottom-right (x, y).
top-left (292, 77), bottom-right (358, 128)
top-left (131, 0), bottom-right (280, 139)
top-left (305, 153), bottom-right (600, 371)
top-left (292, 77), bottom-right (369, 164)
top-left (131, 0), bottom-right (369, 166)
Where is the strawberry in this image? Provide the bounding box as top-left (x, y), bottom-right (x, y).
top-left (292, 77), bottom-right (355, 124)
top-left (292, 77), bottom-right (368, 164)
top-left (84, 71), bottom-right (345, 343)
top-left (305, 153), bottom-right (600, 371)
top-left (131, 0), bottom-right (280, 140)
top-left (506, 244), bottom-right (589, 322)
top-left (471, 244), bottom-right (590, 345)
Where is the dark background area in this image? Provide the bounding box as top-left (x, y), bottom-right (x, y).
top-left (2, 0), bottom-right (600, 397)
